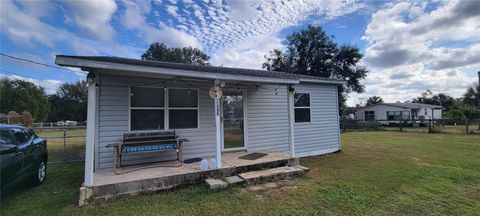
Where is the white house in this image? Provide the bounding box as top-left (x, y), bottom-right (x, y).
top-left (55, 55), bottom-right (344, 203)
top-left (355, 103), bottom-right (443, 122)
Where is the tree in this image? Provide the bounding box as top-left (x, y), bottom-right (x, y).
top-left (444, 110), bottom-right (466, 120)
top-left (412, 90), bottom-right (456, 111)
top-left (366, 96), bottom-right (384, 105)
top-left (463, 84), bottom-right (480, 111)
top-left (263, 25), bottom-right (368, 106)
top-left (141, 42), bottom-right (210, 65)
top-left (0, 78), bottom-right (50, 122)
top-left (47, 80), bottom-right (88, 122)
top-left (461, 84), bottom-right (480, 125)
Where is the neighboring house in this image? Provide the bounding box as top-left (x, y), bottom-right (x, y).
top-left (55, 55), bottom-right (344, 189)
top-left (355, 103), bottom-right (443, 122)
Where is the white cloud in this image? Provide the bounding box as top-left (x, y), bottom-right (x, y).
top-left (211, 35), bottom-right (282, 69)
top-left (352, 0), bottom-right (480, 106)
top-left (157, 0), bottom-right (363, 68)
top-left (121, 0), bottom-right (202, 48)
top-left (17, 0), bottom-right (56, 18)
top-left (0, 0), bottom-right (56, 47)
top-left (62, 0), bottom-right (118, 41)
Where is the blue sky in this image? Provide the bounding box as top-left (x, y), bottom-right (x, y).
top-left (1, 0), bottom-right (479, 105)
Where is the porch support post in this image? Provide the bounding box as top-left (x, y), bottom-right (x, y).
top-left (214, 79), bottom-right (222, 168)
top-left (84, 73), bottom-right (97, 187)
top-left (287, 85), bottom-right (296, 157)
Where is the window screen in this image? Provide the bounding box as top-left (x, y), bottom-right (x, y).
top-left (130, 87), bottom-right (164, 107)
top-left (169, 89), bottom-right (199, 129)
top-left (130, 87), bottom-right (165, 131)
top-left (131, 110), bottom-right (164, 130)
top-left (294, 93), bottom-right (311, 123)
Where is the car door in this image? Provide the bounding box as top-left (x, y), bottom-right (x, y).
top-left (21, 128), bottom-right (37, 173)
top-left (10, 128), bottom-right (29, 176)
top-left (0, 129), bottom-right (23, 188)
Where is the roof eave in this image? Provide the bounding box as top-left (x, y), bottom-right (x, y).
top-left (55, 56), bottom-right (299, 84)
top-left (299, 78), bottom-right (346, 85)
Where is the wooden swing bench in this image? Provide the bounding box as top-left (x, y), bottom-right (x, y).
top-left (106, 131), bottom-right (187, 174)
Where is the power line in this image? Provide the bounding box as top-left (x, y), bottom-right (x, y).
top-left (0, 53), bottom-right (87, 74)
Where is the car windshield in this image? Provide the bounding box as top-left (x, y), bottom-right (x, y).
top-left (0, 129), bottom-right (15, 145)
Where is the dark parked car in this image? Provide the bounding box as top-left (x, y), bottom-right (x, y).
top-left (0, 125), bottom-right (48, 196)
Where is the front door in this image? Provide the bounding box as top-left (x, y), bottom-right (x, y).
top-left (222, 90), bottom-right (245, 150)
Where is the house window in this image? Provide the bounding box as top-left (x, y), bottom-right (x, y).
top-left (130, 87), bottom-right (165, 131)
top-left (386, 111), bottom-right (402, 120)
top-left (130, 87), bottom-right (199, 131)
top-left (294, 93), bottom-right (311, 123)
top-left (365, 111), bottom-right (375, 121)
top-left (168, 89), bottom-right (198, 129)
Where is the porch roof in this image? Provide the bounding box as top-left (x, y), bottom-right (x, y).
top-left (55, 55), bottom-right (345, 85)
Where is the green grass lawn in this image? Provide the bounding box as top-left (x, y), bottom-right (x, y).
top-left (1, 131), bottom-right (479, 215)
top-left (380, 124), bottom-right (480, 134)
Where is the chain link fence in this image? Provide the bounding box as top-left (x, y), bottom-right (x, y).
top-left (33, 126), bottom-right (86, 164)
top-left (340, 118), bottom-right (480, 134)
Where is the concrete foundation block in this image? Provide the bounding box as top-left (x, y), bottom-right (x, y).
top-left (205, 178), bottom-right (228, 189)
top-left (79, 186), bottom-right (93, 207)
top-left (225, 175), bottom-right (245, 185)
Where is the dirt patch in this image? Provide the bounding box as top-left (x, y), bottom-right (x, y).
top-left (411, 157), bottom-right (435, 167)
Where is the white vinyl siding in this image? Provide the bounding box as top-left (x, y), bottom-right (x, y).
top-left (246, 85), bottom-right (290, 153)
top-left (293, 83), bottom-right (341, 157)
top-left (96, 73), bottom-right (215, 169)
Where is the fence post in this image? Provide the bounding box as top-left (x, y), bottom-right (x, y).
top-left (428, 119), bottom-right (432, 133)
top-left (465, 119), bottom-right (469, 135)
top-left (63, 128), bottom-right (67, 161)
top-left (399, 118), bottom-right (403, 132)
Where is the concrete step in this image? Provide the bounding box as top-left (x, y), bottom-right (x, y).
top-left (205, 178), bottom-right (228, 189)
top-left (238, 165), bottom-right (309, 184)
top-left (205, 175), bottom-right (246, 190)
top-left (225, 175), bottom-right (245, 185)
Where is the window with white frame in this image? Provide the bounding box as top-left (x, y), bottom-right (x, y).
top-left (130, 87), bottom-right (165, 131)
top-left (130, 87), bottom-right (198, 131)
top-left (294, 93), bottom-right (311, 123)
top-left (386, 111), bottom-right (402, 120)
top-left (168, 89), bottom-right (198, 129)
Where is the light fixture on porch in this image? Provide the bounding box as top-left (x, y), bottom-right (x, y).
top-left (86, 72), bottom-right (95, 85)
top-left (289, 85), bottom-right (296, 93)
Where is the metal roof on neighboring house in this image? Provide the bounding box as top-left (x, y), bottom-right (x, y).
top-left (55, 55), bottom-right (345, 85)
top-left (358, 103), bottom-right (443, 110)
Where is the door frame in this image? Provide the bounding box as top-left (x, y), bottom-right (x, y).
top-left (221, 88), bottom-right (248, 152)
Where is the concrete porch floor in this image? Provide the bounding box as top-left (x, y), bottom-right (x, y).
top-left (84, 150), bottom-right (296, 204)
top-left (93, 150), bottom-right (292, 186)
